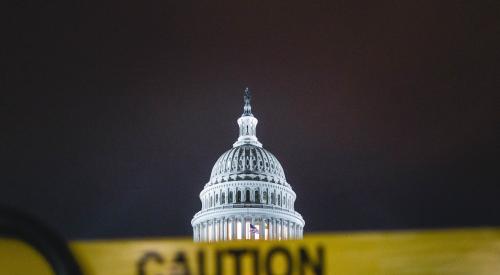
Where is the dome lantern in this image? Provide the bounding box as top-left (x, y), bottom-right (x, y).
top-left (233, 87), bottom-right (262, 148)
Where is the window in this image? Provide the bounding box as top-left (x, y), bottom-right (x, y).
top-left (210, 196), bottom-right (213, 207)
top-left (245, 190), bottom-right (251, 203)
top-left (229, 191), bottom-right (233, 203)
top-left (278, 195), bottom-right (281, 206)
top-left (263, 191), bottom-right (268, 204)
top-left (237, 191), bottom-right (241, 203)
top-left (271, 193), bottom-right (275, 205)
top-left (255, 191), bottom-right (260, 203)
top-left (237, 220), bottom-right (242, 239)
top-left (221, 193), bottom-right (225, 204)
top-left (216, 194), bottom-right (219, 204)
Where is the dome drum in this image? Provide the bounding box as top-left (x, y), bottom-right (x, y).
top-left (199, 181), bottom-right (297, 212)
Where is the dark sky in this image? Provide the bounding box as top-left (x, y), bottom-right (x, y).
top-left (2, 1), bottom-right (498, 239)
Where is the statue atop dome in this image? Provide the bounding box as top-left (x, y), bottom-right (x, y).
top-left (243, 87), bottom-right (253, 116)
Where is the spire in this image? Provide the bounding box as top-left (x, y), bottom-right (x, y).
top-left (242, 87), bottom-right (253, 116)
top-left (233, 87), bottom-right (262, 147)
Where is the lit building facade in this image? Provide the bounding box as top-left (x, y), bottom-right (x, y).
top-left (191, 88), bottom-right (305, 242)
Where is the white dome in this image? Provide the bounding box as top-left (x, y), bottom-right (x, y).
top-left (208, 144), bottom-right (287, 186)
top-left (192, 88), bottom-right (304, 242)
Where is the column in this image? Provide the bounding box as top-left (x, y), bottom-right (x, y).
top-left (220, 219), bottom-right (224, 241)
top-left (287, 221), bottom-right (291, 240)
top-left (206, 221), bottom-right (210, 242)
top-left (276, 219), bottom-right (280, 240)
top-left (200, 223), bottom-right (203, 242)
top-left (199, 224), bottom-right (202, 241)
top-left (241, 217), bottom-right (246, 240)
top-left (216, 219), bottom-right (219, 241)
top-left (250, 217), bottom-right (255, 240)
top-left (279, 219), bottom-right (284, 240)
top-left (202, 223), bottom-right (206, 242)
top-left (219, 219), bottom-right (222, 241)
top-left (213, 220), bottom-right (216, 242)
top-left (197, 225), bottom-right (200, 242)
top-left (211, 220), bottom-right (216, 242)
top-left (276, 218), bottom-right (280, 240)
top-left (196, 225), bottom-right (200, 242)
top-left (207, 221), bottom-right (211, 242)
top-left (221, 218), bottom-right (225, 241)
top-left (216, 220), bottom-right (220, 241)
top-left (206, 222), bottom-right (209, 241)
top-left (283, 220), bottom-right (286, 240)
top-left (225, 218), bottom-right (228, 241)
top-left (231, 217), bottom-right (236, 240)
top-left (282, 220), bottom-right (286, 240)
top-left (272, 218), bottom-right (277, 240)
top-left (268, 218), bottom-right (272, 240)
top-left (259, 218), bottom-right (265, 240)
top-left (226, 218), bottom-right (229, 241)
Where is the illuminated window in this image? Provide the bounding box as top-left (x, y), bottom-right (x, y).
top-left (255, 224), bottom-right (261, 240)
top-left (245, 222), bottom-right (251, 240)
top-left (208, 225), bottom-right (213, 242)
top-left (215, 223), bottom-right (219, 241)
top-left (277, 224), bottom-right (281, 240)
top-left (236, 221), bottom-right (242, 239)
top-left (264, 220), bottom-right (269, 240)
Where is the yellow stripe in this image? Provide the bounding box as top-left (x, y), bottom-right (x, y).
top-left (2, 228), bottom-right (500, 274)
top-left (0, 239), bottom-right (55, 275)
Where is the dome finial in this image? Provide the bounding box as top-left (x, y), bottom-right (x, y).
top-left (243, 87), bottom-right (253, 116)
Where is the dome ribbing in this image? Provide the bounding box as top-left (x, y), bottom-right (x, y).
top-left (208, 144), bottom-right (287, 186)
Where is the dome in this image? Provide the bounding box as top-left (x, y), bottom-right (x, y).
top-left (208, 144), bottom-right (287, 186)
top-left (192, 88), bottom-right (304, 242)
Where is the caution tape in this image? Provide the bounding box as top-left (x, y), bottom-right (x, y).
top-left (2, 228), bottom-right (500, 275)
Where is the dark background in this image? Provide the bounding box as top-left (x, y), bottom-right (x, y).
top-left (1, 1), bottom-right (498, 239)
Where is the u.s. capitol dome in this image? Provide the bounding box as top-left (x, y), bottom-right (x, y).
top-left (191, 88), bottom-right (305, 242)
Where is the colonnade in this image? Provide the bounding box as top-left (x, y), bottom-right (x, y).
top-left (193, 216), bottom-right (303, 242)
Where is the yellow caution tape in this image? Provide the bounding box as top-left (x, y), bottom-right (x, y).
top-left (2, 228), bottom-right (500, 275)
top-left (0, 238), bottom-right (55, 275)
